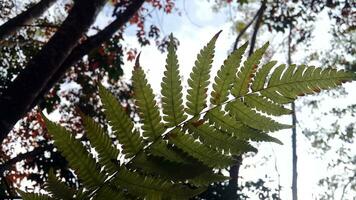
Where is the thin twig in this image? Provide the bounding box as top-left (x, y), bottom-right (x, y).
top-left (233, 3), bottom-right (265, 51)
top-left (248, 0), bottom-right (266, 56)
top-left (340, 172), bottom-right (356, 200)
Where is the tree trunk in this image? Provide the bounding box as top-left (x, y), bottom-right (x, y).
top-left (226, 156), bottom-right (242, 199)
top-left (0, 0), bottom-right (106, 141)
top-left (288, 25), bottom-right (298, 200)
top-left (228, 1), bottom-right (266, 199)
top-left (0, 0), bottom-right (58, 42)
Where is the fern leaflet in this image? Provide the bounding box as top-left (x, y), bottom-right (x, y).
top-left (186, 123), bottom-right (257, 155)
top-left (99, 85), bottom-right (144, 158)
top-left (112, 167), bottom-right (203, 199)
top-left (186, 31), bottom-right (220, 115)
top-left (211, 42), bottom-right (248, 105)
top-left (168, 128), bottom-right (235, 168)
top-left (231, 42), bottom-right (269, 97)
top-left (46, 169), bottom-right (75, 199)
top-left (161, 34), bottom-right (187, 126)
top-left (244, 93), bottom-right (292, 116)
top-left (44, 117), bottom-right (106, 189)
top-left (133, 56), bottom-right (165, 140)
top-left (226, 100), bottom-right (292, 132)
top-left (82, 115), bottom-right (119, 174)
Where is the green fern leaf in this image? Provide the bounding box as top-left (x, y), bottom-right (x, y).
top-left (211, 42), bottom-right (248, 105)
top-left (44, 117), bottom-right (106, 188)
top-left (268, 64), bottom-right (286, 87)
top-left (280, 64), bottom-right (297, 82)
top-left (260, 89), bottom-right (294, 104)
top-left (82, 115), bottom-right (119, 174)
top-left (94, 184), bottom-right (125, 200)
top-left (231, 42), bottom-right (269, 97)
top-left (133, 56), bottom-right (166, 140)
top-left (46, 169), bottom-right (75, 199)
top-left (226, 100), bottom-right (292, 132)
top-left (258, 66), bottom-right (354, 103)
top-left (150, 140), bottom-right (189, 164)
top-left (204, 109), bottom-right (281, 144)
top-left (113, 167), bottom-right (204, 199)
top-left (99, 85), bottom-right (144, 158)
top-left (168, 129), bottom-right (235, 168)
top-left (251, 60), bottom-right (277, 91)
top-left (186, 31), bottom-right (220, 115)
top-left (73, 188), bottom-right (90, 200)
top-left (19, 191), bottom-right (52, 200)
top-left (187, 123), bottom-right (257, 155)
top-left (232, 125), bottom-right (283, 144)
top-left (189, 171), bottom-right (230, 187)
top-left (205, 108), bottom-right (243, 133)
top-left (131, 153), bottom-right (210, 181)
top-left (244, 94), bottom-right (292, 116)
top-left (161, 34), bottom-right (187, 127)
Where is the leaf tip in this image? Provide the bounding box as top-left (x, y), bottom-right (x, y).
top-left (134, 52), bottom-right (142, 69)
top-left (169, 32), bottom-right (174, 40)
top-left (214, 30), bottom-right (223, 39)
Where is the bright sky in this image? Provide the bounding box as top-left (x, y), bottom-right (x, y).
top-left (109, 1), bottom-right (356, 199)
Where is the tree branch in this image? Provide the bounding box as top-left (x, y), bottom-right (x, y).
top-left (340, 172), bottom-right (356, 200)
top-left (0, 0), bottom-right (107, 141)
top-left (232, 3), bottom-right (265, 50)
top-left (33, 0), bottom-right (145, 110)
top-left (0, 145), bottom-right (52, 175)
top-left (0, 0), bottom-right (145, 169)
top-left (0, 0), bottom-right (58, 42)
top-left (248, 0), bottom-right (266, 56)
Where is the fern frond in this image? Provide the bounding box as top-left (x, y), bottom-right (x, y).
top-left (280, 64), bottom-right (297, 82)
top-left (82, 115), bottom-right (119, 174)
top-left (161, 34), bottom-right (187, 127)
top-left (113, 167), bottom-right (203, 199)
top-left (18, 191), bottom-right (52, 200)
top-left (73, 189), bottom-right (90, 200)
top-left (44, 117), bottom-right (106, 189)
top-left (189, 171), bottom-right (230, 187)
top-left (205, 108), bottom-right (243, 133)
top-left (231, 42), bottom-right (269, 97)
top-left (259, 66), bottom-right (354, 102)
top-left (244, 94), bottom-right (292, 116)
top-left (226, 100), bottom-right (292, 132)
top-left (268, 64), bottom-right (286, 87)
top-left (132, 153), bottom-right (210, 181)
top-left (133, 56), bottom-right (166, 140)
top-left (32, 32), bottom-right (356, 200)
top-left (93, 184), bottom-right (125, 200)
top-left (260, 89), bottom-right (294, 104)
top-left (211, 42), bottom-right (248, 105)
top-left (186, 31), bottom-right (220, 115)
top-left (46, 169), bottom-right (75, 199)
top-left (150, 140), bottom-right (188, 164)
top-left (204, 109), bottom-right (282, 144)
top-left (99, 85), bottom-right (144, 158)
top-left (233, 125), bottom-right (283, 144)
top-left (187, 123), bottom-right (257, 155)
top-left (251, 60), bottom-right (277, 91)
top-left (168, 129), bottom-right (235, 168)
